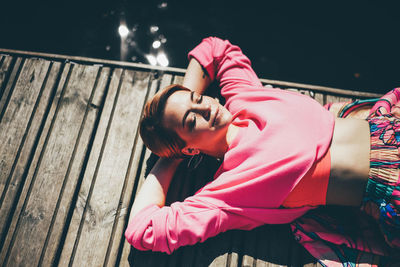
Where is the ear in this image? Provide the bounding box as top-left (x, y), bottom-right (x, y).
top-left (181, 147), bottom-right (200, 156)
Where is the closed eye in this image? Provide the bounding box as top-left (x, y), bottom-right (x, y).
top-left (188, 113), bottom-right (196, 131)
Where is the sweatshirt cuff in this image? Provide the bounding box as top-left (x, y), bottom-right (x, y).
top-left (125, 204), bottom-right (160, 251)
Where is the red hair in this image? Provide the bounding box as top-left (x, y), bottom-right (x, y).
top-left (139, 84), bottom-right (190, 158)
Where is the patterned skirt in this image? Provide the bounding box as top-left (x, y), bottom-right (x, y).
top-left (290, 100), bottom-right (400, 266)
top-left (362, 111), bottom-right (400, 249)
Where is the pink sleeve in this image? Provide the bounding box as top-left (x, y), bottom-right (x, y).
top-left (369, 87), bottom-right (400, 115)
top-left (188, 37), bottom-right (262, 99)
top-left (124, 196), bottom-right (267, 254)
top-left (125, 198), bottom-right (223, 254)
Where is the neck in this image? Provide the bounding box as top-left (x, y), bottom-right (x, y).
top-left (202, 123), bottom-right (240, 158)
top-left (226, 123), bottom-right (240, 146)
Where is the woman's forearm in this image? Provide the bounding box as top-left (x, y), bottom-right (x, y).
top-left (130, 157), bottom-right (183, 218)
top-left (182, 58), bottom-right (212, 94)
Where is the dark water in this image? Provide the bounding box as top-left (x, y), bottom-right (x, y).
top-left (1, 0), bottom-right (399, 94)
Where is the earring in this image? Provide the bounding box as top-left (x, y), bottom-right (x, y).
top-left (182, 147), bottom-right (199, 156)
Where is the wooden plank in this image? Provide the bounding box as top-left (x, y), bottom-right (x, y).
top-left (0, 55), bottom-right (13, 93)
top-left (325, 95), bottom-right (352, 105)
top-left (173, 74), bottom-right (184, 85)
top-left (313, 92), bottom-right (325, 106)
top-left (0, 48), bottom-right (187, 75)
top-left (0, 62), bottom-right (72, 265)
top-left (66, 69), bottom-right (150, 267)
top-left (0, 58), bottom-right (51, 205)
top-left (2, 63), bottom-right (100, 266)
top-left (39, 67), bottom-right (111, 266)
top-left (303, 263), bottom-right (321, 267)
top-left (0, 57), bottom-right (22, 122)
top-left (119, 72), bottom-right (174, 267)
top-left (0, 61), bottom-right (62, 251)
top-left (57, 68), bottom-right (124, 267)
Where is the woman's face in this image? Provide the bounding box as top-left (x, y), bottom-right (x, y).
top-left (162, 90), bottom-right (232, 154)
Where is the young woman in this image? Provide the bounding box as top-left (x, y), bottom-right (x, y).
top-left (125, 37), bottom-right (399, 262)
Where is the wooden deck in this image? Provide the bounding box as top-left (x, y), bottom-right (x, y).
top-left (0, 49), bottom-right (382, 267)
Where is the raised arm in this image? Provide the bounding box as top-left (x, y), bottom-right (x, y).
top-left (182, 58), bottom-right (212, 95)
top-left (187, 37), bottom-right (262, 100)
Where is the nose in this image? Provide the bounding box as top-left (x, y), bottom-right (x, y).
top-left (193, 103), bottom-right (211, 121)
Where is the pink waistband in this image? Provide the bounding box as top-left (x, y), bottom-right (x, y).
top-left (282, 150), bottom-right (331, 208)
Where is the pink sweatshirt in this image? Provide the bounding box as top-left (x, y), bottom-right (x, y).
top-left (125, 37), bottom-right (335, 254)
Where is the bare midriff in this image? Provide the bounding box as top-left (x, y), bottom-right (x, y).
top-left (327, 117), bottom-right (371, 207)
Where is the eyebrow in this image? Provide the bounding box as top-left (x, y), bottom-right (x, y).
top-left (181, 91), bottom-right (195, 128)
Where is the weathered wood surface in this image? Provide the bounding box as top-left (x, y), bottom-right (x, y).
top-left (0, 49), bottom-right (386, 267)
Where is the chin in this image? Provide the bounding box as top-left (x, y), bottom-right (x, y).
top-left (220, 109), bottom-right (233, 126)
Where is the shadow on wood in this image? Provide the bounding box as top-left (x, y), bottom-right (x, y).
top-left (128, 154), bottom-right (319, 267)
